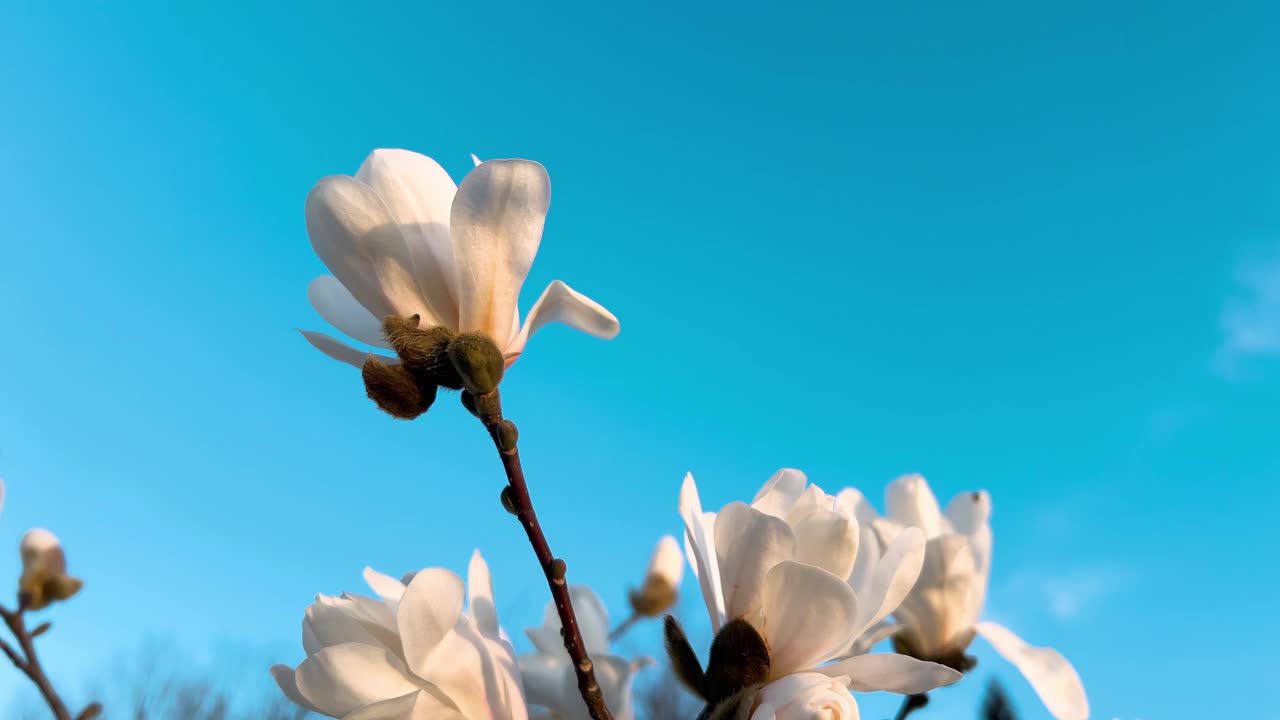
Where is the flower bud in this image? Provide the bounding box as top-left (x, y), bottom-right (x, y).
top-left (447, 332), bottom-right (506, 395)
top-left (461, 390), bottom-right (502, 421)
top-left (362, 357), bottom-right (436, 419)
top-left (628, 535), bottom-right (683, 618)
top-left (19, 529), bottom-right (83, 611)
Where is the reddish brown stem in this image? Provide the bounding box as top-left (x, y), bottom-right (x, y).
top-left (0, 604), bottom-right (73, 720)
top-left (894, 693), bottom-right (929, 720)
top-left (475, 393), bottom-right (613, 720)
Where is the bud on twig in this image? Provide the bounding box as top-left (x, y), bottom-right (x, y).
top-left (19, 530), bottom-right (82, 611)
top-left (447, 332), bottom-right (506, 395)
top-left (382, 316), bottom-right (463, 389)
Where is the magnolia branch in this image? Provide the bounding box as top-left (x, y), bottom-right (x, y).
top-left (473, 390), bottom-right (614, 720)
top-left (0, 603), bottom-right (74, 720)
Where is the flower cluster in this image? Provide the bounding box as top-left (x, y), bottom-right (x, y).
top-left (270, 148), bottom-right (1091, 720)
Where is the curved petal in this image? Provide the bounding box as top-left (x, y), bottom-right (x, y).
top-left (510, 280), bottom-right (620, 357)
top-left (818, 653), bottom-right (961, 694)
top-left (468, 550), bottom-right (500, 639)
top-left (306, 175), bottom-right (432, 322)
top-left (884, 475), bottom-right (947, 537)
top-left (715, 502), bottom-right (796, 621)
top-left (943, 490), bottom-right (991, 535)
top-left (308, 275), bottom-right (392, 348)
top-left (356, 149), bottom-right (461, 328)
top-left (398, 569), bottom-right (466, 677)
top-left (450, 159), bottom-right (550, 345)
top-left (419, 620), bottom-right (526, 720)
top-left (762, 561), bottom-right (860, 675)
top-left (294, 643), bottom-right (420, 717)
top-left (892, 534), bottom-right (981, 658)
top-left (789, 503), bottom-right (859, 580)
top-left (835, 488), bottom-right (878, 526)
top-left (852, 526), bottom-right (925, 636)
top-left (270, 665), bottom-right (322, 713)
top-left (750, 703), bottom-right (777, 720)
top-left (976, 622), bottom-right (1088, 720)
top-left (306, 595), bottom-right (396, 653)
top-left (756, 673), bottom-right (860, 720)
top-left (300, 330), bottom-right (398, 369)
top-left (750, 468), bottom-right (809, 518)
top-left (364, 567), bottom-right (407, 603)
top-left (341, 690), bottom-right (466, 720)
top-left (680, 473), bottom-right (726, 631)
top-left (518, 652), bottom-right (568, 709)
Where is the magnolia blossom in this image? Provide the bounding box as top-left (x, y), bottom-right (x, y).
top-left (272, 551), bottom-right (526, 720)
top-left (679, 470), bottom-right (960, 713)
top-left (301, 149), bottom-right (619, 369)
top-left (645, 535), bottom-right (684, 590)
top-left (519, 586), bottom-right (649, 720)
top-left (626, 535), bottom-right (684, 619)
top-left (875, 474), bottom-right (1088, 720)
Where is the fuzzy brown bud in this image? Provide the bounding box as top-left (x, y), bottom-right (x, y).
top-left (628, 576), bottom-right (678, 618)
top-left (362, 357), bottom-right (435, 419)
top-left (76, 704), bottom-right (103, 720)
top-left (447, 332), bottom-right (506, 395)
top-left (703, 618), bottom-right (770, 705)
top-left (382, 316), bottom-right (463, 389)
top-left (664, 616), bottom-right (706, 699)
top-left (462, 390), bottom-right (502, 421)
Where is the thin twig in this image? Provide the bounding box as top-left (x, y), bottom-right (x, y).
top-left (475, 392), bottom-right (613, 720)
top-left (608, 613), bottom-right (640, 642)
top-left (893, 693), bottom-right (929, 720)
top-left (0, 603), bottom-right (73, 720)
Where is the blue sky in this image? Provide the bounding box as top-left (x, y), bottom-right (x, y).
top-left (1, 1), bottom-right (1278, 717)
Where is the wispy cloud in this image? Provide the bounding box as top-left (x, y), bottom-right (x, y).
top-left (1000, 565), bottom-right (1134, 621)
top-left (1214, 246), bottom-right (1280, 379)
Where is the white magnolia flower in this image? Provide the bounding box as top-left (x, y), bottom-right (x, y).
top-left (875, 474), bottom-right (1088, 720)
top-left (272, 551), bottom-right (526, 720)
top-left (519, 586), bottom-right (649, 720)
top-left (678, 470), bottom-right (960, 713)
top-left (300, 149), bottom-right (619, 369)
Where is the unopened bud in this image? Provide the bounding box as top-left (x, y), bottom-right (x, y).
top-left (500, 486), bottom-right (519, 515)
top-left (362, 357), bottom-right (436, 419)
top-left (550, 558), bottom-right (567, 582)
top-left (19, 529), bottom-right (83, 611)
top-left (447, 333), bottom-right (506, 395)
top-left (462, 390), bottom-right (502, 421)
top-left (30, 621), bottom-right (51, 638)
top-left (494, 420), bottom-right (519, 452)
top-left (76, 703), bottom-right (103, 720)
top-left (628, 535), bottom-right (684, 617)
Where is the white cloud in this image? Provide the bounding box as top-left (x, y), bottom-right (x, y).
top-left (1042, 566), bottom-right (1132, 620)
top-left (1214, 247), bottom-right (1280, 379)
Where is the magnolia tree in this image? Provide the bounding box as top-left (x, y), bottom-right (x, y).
top-left (2, 149), bottom-right (1090, 720)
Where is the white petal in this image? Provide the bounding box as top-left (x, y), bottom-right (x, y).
top-left (976, 622), bottom-right (1088, 720)
top-left (270, 665), bottom-right (322, 713)
top-left (852, 526), bottom-right (925, 636)
top-left (884, 475), bottom-right (947, 537)
top-left (306, 596), bottom-right (393, 652)
top-left (761, 561), bottom-right (860, 675)
top-left (750, 468), bottom-right (809, 518)
top-left (818, 653), bottom-right (961, 694)
top-left (943, 490), bottom-right (991, 535)
top-left (835, 488), bottom-right (878, 526)
top-left (398, 568), bottom-right (466, 677)
top-left (468, 550), bottom-right (500, 639)
top-left (449, 159), bottom-right (550, 346)
top-left (308, 275), bottom-right (393, 348)
top-left (418, 619), bottom-right (526, 720)
top-left (471, 154), bottom-right (483, 167)
top-left (518, 652), bottom-right (568, 709)
top-left (647, 535), bottom-right (685, 588)
top-left (509, 280), bottom-right (620, 357)
top-left (356, 149), bottom-right (461, 328)
top-left (757, 673), bottom-right (860, 720)
top-left (680, 473), bottom-right (726, 631)
top-left (306, 175), bottom-right (434, 322)
top-left (714, 502), bottom-right (796, 621)
top-left (789, 503), bottom-right (859, 580)
top-left (294, 643), bottom-right (419, 717)
top-left (750, 704), bottom-right (776, 720)
top-left (364, 567), bottom-right (407, 603)
top-left (300, 330), bottom-right (398, 369)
